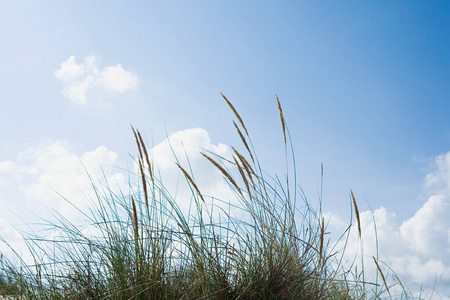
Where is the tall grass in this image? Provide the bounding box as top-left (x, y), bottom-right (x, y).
top-left (0, 95), bottom-right (417, 299)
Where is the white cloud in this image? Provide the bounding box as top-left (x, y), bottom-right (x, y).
top-left (425, 152), bottom-right (450, 195)
top-left (0, 217), bottom-right (33, 265)
top-left (53, 56), bottom-right (85, 82)
top-left (0, 160), bottom-right (14, 172)
top-left (391, 255), bottom-right (448, 285)
top-left (54, 55), bottom-right (139, 105)
top-left (322, 211), bottom-right (346, 232)
top-left (333, 151), bottom-right (450, 298)
top-left (101, 64), bottom-right (138, 93)
top-left (400, 195), bottom-right (450, 258)
top-left (148, 128), bottom-right (237, 214)
top-left (0, 141), bottom-right (128, 267)
top-left (0, 141), bottom-right (127, 222)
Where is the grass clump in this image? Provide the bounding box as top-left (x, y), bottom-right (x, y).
top-left (0, 95), bottom-right (410, 299)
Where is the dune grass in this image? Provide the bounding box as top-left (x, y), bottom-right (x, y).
top-left (0, 95), bottom-right (419, 299)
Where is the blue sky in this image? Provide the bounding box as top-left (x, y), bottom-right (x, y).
top-left (1, 2), bottom-right (449, 297)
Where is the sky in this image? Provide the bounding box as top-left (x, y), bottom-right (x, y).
top-left (0, 1), bottom-right (449, 297)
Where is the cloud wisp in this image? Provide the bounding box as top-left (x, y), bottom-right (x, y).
top-left (54, 55), bottom-right (139, 105)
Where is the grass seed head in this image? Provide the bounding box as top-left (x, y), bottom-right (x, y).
top-left (131, 196), bottom-right (139, 242)
top-left (137, 130), bottom-right (154, 182)
top-left (176, 162), bottom-right (205, 203)
top-left (201, 152), bottom-right (243, 196)
top-left (233, 121), bottom-right (254, 163)
top-left (131, 125), bottom-right (144, 160)
top-left (351, 190), bottom-right (361, 238)
top-left (276, 94), bottom-right (286, 144)
top-left (221, 92), bottom-right (249, 136)
top-left (233, 156), bottom-right (252, 201)
top-left (373, 256), bottom-right (390, 297)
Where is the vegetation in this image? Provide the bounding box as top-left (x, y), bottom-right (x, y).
top-left (0, 95), bottom-right (420, 299)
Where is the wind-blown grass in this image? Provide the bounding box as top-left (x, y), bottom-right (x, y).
top-left (0, 95), bottom-right (426, 299)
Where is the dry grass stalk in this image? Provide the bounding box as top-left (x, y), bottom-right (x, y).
top-left (132, 126), bottom-right (152, 207)
top-left (232, 147), bottom-right (259, 187)
top-left (276, 94), bottom-right (286, 144)
top-left (138, 159), bottom-right (149, 208)
top-left (318, 217), bottom-right (325, 267)
top-left (176, 163), bottom-right (205, 203)
top-left (351, 190), bottom-right (361, 238)
top-left (137, 130), bottom-right (154, 182)
top-left (373, 256), bottom-right (390, 296)
top-left (220, 93), bottom-right (249, 136)
top-left (131, 126), bottom-right (143, 161)
top-left (201, 152), bottom-right (243, 196)
top-left (233, 156), bottom-right (252, 201)
top-left (131, 196), bottom-right (139, 242)
top-left (233, 121), bottom-right (254, 163)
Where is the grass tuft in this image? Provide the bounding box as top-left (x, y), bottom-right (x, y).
top-left (0, 94), bottom-right (433, 299)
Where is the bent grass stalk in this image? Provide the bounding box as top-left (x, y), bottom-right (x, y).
top-left (233, 121), bottom-right (254, 163)
top-left (373, 256), bottom-right (390, 298)
top-left (220, 92), bottom-right (249, 136)
top-left (176, 162), bottom-right (205, 203)
top-left (200, 152), bottom-right (243, 197)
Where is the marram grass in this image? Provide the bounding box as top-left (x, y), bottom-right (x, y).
top-left (0, 95), bottom-right (427, 299)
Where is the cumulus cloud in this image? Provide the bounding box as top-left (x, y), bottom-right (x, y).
top-left (333, 151), bottom-right (450, 298)
top-left (400, 195), bottom-right (450, 258)
top-left (54, 55), bottom-right (138, 105)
